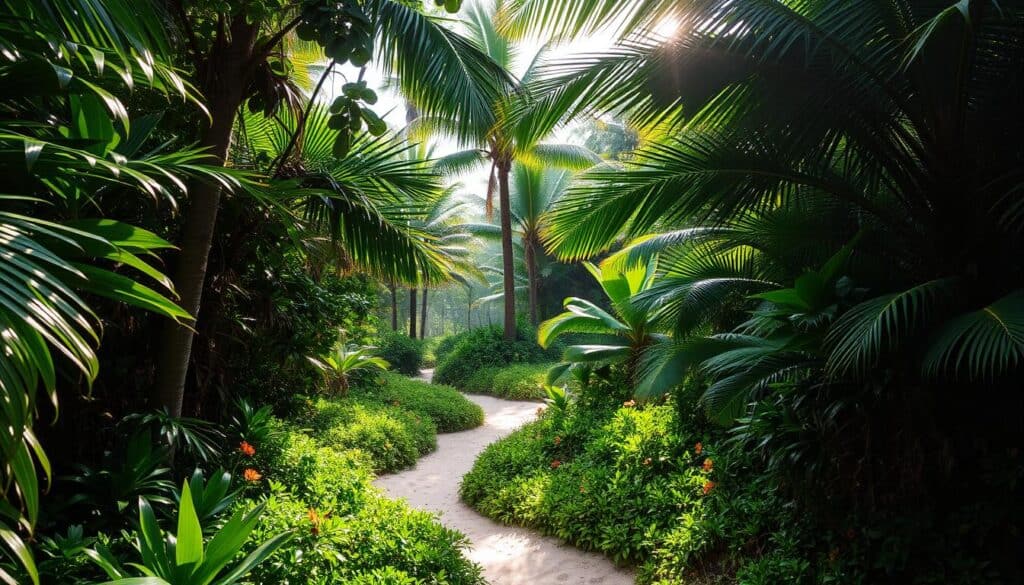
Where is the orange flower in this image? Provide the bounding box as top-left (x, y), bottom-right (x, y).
top-left (239, 441), bottom-right (256, 457)
top-left (243, 468), bottom-right (262, 482)
top-left (694, 442), bottom-right (703, 455)
top-left (553, 436), bottom-right (562, 446)
top-left (623, 399), bottom-right (636, 408)
top-left (702, 458), bottom-right (714, 472)
top-left (702, 480), bottom-right (716, 495)
top-left (308, 508), bottom-right (322, 536)
top-left (550, 459), bottom-right (562, 469)
top-left (643, 457), bottom-right (652, 466)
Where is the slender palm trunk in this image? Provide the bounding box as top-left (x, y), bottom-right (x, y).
top-left (408, 287), bottom-right (418, 338)
top-left (153, 19), bottom-right (258, 416)
top-left (420, 287), bottom-right (428, 339)
top-left (524, 233), bottom-right (539, 325)
top-left (497, 158), bottom-right (516, 340)
top-left (389, 283), bottom-right (398, 331)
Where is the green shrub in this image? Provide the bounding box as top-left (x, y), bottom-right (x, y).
top-left (356, 373), bottom-right (484, 432)
top-left (490, 363), bottom-right (553, 400)
top-left (306, 398), bottom-right (436, 473)
top-left (462, 367), bottom-right (500, 394)
top-left (257, 424), bottom-right (373, 511)
top-left (433, 334), bottom-right (461, 362)
top-left (242, 459), bottom-right (482, 585)
top-left (433, 323), bottom-right (560, 388)
top-left (376, 332), bottom-right (424, 375)
top-left (461, 398), bottom-right (714, 581)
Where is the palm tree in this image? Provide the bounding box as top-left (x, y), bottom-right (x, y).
top-left (154, 0), bottom-right (514, 417)
top-left (510, 164), bottom-right (572, 324)
top-left (431, 0), bottom-right (600, 340)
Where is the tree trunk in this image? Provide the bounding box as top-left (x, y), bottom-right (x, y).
top-left (420, 287), bottom-right (428, 339)
top-left (153, 19), bottom-right (259, 416)
top-left (524, 233), bottom-right (539, 326)
top-left (408, 287), bottom-right (418, 338)
top-left (440, 297), bottom-right (446, 336)
top-left (497, 158), bottom-right (516, 340)
top-left (389, 283), bottom-right (398, 331)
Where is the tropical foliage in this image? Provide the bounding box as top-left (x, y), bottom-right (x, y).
top-left (3, 0), bottom-right (1021, 582)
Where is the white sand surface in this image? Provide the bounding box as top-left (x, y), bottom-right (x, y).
top-left (374, 369), bottom-right (635, 585)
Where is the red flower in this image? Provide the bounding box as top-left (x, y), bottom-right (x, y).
top-left (239, 441), bottom-right (256, 457)
top-left (550, 459), bottom-right (562, 469)
top-left (243, 468), bottom-right (262, 482)
top-left (702, 480), bottom-right (716, 495)
top-left (694, 442), bottom-right (703, 455)
top-left (702, 458), bottom-right (714, 473)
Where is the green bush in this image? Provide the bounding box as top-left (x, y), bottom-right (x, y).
top-left (241, 490), bottom-right (483, 585)
top-left (376, 332), bottom-right (424, 375)
top-left (433, 334), bottom-right (462, 363)
top-left (257, 423), bottom-right (373, 512)
top-left (462, 367), bottom-right (500, 394)
top-left (356, 373), bottom-right (484, 432)
top-left (306, 398), bottom-right (436, 473)
top-left (461, 398), bottom-right (716, 581)
top-left (490, 363), bottom-right (554, 400)
top-left (433, 323), bottom-right (560, 388)
top-left (241, 425), bottom-right (483, 585)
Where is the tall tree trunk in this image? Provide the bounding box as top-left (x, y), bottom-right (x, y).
top-left (408, 287), bottom-right (418, 338)
top-left (153, 19), bottom-right (259, 416)
top-left (420, 287), bottom-right (428, 339)
top-left (497, 157), bottom-right (516, 340)
top-left (389, 283), bottom-right (398, 331)
top-left (524, 233), bottom-right (539, 326)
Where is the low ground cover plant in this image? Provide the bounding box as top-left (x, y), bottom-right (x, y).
top-left (359, 372), bottom-right (485, 432)
top-left (238, 419), bottom-right (483, 585)
top-left (460, 372), bottom-right (819, 584)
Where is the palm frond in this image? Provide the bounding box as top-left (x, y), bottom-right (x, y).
top-left (922, 290), bottom-right (1024, 380)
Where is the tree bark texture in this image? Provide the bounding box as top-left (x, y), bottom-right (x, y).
top-left (497, 157), bottom-right (516, 341)
top-left (408, 287), bottom-right (418, 338)
top-left (153, 18), bottom-right (259, 416)
top-left (420, 288), bottom-right (428, 339)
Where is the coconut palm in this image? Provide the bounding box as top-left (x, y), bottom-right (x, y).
top-left (511, 165), bottom-right (572, 324)
top-left (431, 0), bottom-right (600, 340)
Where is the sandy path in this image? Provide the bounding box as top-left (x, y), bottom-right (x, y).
top-left (374, 369), bottom-right (635, 585)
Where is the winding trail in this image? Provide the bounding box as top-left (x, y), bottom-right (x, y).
top-left (374, 369), bottom-right (635, 585)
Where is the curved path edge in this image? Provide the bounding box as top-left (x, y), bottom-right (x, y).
top-left (373, 369), bottom-right (635, 585)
